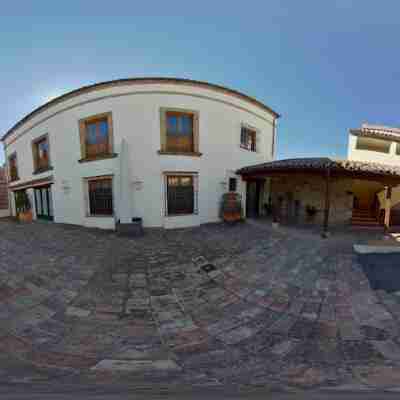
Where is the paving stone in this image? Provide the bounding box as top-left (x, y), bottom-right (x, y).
top-left (66, 307), bottom-right (91, 318)
top-left (92, 359), bottom-right (181, 372)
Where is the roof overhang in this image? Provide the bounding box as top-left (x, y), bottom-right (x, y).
top-left (1, 77), bottom-right (280, 142)
top-left (237, 158), bottom-right (400, 186)
top-left (8, 175), bottom-right (53, 191)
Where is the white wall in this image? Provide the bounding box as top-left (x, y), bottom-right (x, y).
top-left (3, 82), bottom-right (276, 229)
top-left (348, 133), bottom-right (400, 165)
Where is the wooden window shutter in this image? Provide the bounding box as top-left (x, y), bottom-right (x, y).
top-left (160, 108), bottom-right (167, 152)
top-left (32, 141), bottom-right (39, 171)
top-left (79, 119), bottom-right (87, 158)
top-left (107, 113), bottom-right (114, 154)
top-left (193, 112), bottom-right (199, 153)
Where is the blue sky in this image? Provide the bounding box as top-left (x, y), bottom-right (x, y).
top-left (1, 1), bottom-right (400, 165)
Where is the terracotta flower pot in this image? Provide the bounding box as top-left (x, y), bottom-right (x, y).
top-left (18, 210), bottom-right (33, 223)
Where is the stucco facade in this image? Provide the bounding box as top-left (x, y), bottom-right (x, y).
top-left (1, 78), bottom-right (278, 229)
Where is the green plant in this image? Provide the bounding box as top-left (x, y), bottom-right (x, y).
top-left (15, 191), bottom-right (31, 214)
top-left (305, 204), bottom-right (317, 217)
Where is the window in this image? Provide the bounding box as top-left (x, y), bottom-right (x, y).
top-left (8, 153), bottom-right (18, 182)
top-left (32, 135), bottom-right (51, 173)
top-left (79, 113), bottom-right (114, 160)
top-left (159, 108), bottom-right (200, 155)
top-left (166, 175), bottom-right (197, 215)
top-left (87, 177), bottom-right (113, 216)
top-left (229, 178), bottom-right (237, 192)
top-left (241, 126), bottom-right (257, 152)
top-left (355, 137), bottom-right (390, 153)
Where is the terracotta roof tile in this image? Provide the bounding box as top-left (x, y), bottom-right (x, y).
top-left (237, 157), bottom-right (400, 180)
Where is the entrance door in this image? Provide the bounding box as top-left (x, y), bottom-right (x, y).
top-left (34, 186), bottom-right (53, 220)
top-left (246, 180), bottom-right (263, 218)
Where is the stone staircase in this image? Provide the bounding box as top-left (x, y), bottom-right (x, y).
top-left (351, 209), bottom-right (380, 227)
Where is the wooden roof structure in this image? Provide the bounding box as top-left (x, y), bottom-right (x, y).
top-left (237, 157), bottom-right (400, 185)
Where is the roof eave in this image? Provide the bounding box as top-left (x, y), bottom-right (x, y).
top-left (1, 77), bottom-right (280, 142)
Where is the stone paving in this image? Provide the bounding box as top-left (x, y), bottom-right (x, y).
top-left (2, 218), bottom-right (400, 392)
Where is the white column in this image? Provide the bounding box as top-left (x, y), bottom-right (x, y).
top-left (119, 139), bottom-right (132, 223)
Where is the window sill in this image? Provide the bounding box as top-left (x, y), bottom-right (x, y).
top-left (158, 150), bottom-right (202, 157)
top-left (79, 153), bottom-right (118, 163)
top-left (240, 146), bottom-right (258, 153)
top-left (33, 166), bottom-right (53, 175)
top-left (165, 213), bottom-right (198, 217)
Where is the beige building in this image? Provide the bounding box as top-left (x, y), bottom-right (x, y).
top-left (348, 124), bottom-right (400, 226)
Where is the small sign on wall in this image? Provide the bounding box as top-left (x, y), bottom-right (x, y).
top-left (133, 181), bottom-right (143, 191)
top-left (61, 180), bottom-right (71, 195)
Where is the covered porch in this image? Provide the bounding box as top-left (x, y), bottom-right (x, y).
top-left (237, 157), bottom-right (400, 236)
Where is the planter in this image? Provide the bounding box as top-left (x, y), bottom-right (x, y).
top-left (18, 210), bottom-right (33, 223)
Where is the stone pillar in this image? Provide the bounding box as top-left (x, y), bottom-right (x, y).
top-left (384, 186), bottom-right (392, 234)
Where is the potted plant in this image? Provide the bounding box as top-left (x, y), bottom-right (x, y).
top-left (305, 204), bottom-right (317, 221)
top-left (15, 191), bottom-right (33, 222)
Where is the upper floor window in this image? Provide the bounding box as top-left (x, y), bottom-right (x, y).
top-left (241, 126), bottom-right (257, 152)
top-left (355, 136), bottom-right (390, 153)
top-left (79, 113), bottom-right (114, 161)
top-left (159, 108), bottom-right (200, 156)
top-left (8, 153), bottom-right (18, 182)
top-left (32, 134), bottom-right (51, 173)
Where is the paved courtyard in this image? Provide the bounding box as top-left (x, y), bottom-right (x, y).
top-left (2, 218), bottom-right (400, 395)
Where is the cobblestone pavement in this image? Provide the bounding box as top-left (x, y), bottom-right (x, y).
top-left (2, 218), bottom-right (400, 393)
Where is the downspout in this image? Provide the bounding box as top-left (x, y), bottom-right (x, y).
top-left (271, 118), bottom-right (277, 160)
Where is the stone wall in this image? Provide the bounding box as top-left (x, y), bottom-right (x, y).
top-left (270, 174), bottom-right (354, 226)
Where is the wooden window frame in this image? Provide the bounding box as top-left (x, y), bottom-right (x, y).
top-left (32, 133), bottom-right (52, 174)
top-left (159, 108), bottom-right (201, 156)
top-left (79, 112), bottom-right (115, 162)
top-left (84, 175), bottom-right (114, 217)
top-left (8, 152), bottom-right (19, 182)
top-left (240, 125), bottom-right (258, 152)
top-left (355, 136), bottom-right (390, 153)
top-left (164, 172), bottom-right (199, 216)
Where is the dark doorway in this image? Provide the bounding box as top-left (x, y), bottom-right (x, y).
top-left (246, 180), bottom-right (263, 218)
top-left (34, 185), bottom-right (53, 221)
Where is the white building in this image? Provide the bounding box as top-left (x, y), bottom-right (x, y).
top-left (348, 123), bottom-right (400, 225)
top-left (1, 78), bottom-right (279, 230)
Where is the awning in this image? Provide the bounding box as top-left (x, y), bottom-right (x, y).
top-left (8, 175), bottom-right (53, 191)
top-left (237, 157), bottom-right (400, 185)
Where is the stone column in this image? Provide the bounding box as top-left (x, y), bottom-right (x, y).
top-left (384, 186), bottom-right (392, 234)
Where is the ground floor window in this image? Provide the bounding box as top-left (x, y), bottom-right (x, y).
top-left (165, 174), bottom-right (198, 216)
top-left (34, 185), bottom-right (53, 220)
top-left (88, 177), bottom-right (113, 216)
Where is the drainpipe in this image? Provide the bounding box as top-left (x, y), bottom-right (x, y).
top-left (271, 118), bottom-right (277, 160)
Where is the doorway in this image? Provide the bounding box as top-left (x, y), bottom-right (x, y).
top-left (246, 180), bottom-right (263, 218)
top-left (34, 186), bottom-right (53, 221)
